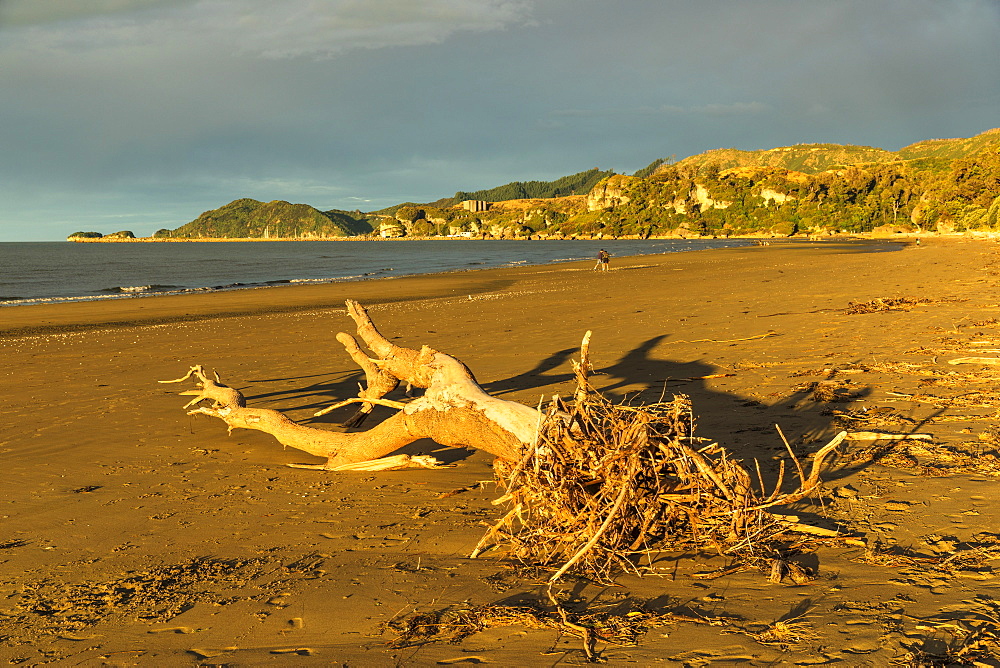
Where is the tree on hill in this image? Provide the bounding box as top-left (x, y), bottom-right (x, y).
top-left (454, 168), bottom-right (616, 203)
top-left (632, 158), bottom-right (668, 179)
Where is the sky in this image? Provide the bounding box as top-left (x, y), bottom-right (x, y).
top-left (1, 0), bottom-right (998, 241)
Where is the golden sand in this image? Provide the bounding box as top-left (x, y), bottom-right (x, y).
top-left (3, 238), bottom-right (1000, 664)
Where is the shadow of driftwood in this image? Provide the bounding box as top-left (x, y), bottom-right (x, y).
top-left (230, 330), bottom-right (908, 486)
top-left (242, 369), bottom-right (367, 415)
top-left (482, 334), bottom-right (859, 467)
top-left (484, 347), bottom-right (578, 397)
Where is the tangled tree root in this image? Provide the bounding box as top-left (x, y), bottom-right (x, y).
top-left (473, 342), bottom-right (849, 584)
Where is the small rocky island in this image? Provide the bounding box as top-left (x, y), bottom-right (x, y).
top-left (67, 230), bottom-right (136, 241)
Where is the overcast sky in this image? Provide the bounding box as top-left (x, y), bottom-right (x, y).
top-left (1, 0), bottom-right (998, 241)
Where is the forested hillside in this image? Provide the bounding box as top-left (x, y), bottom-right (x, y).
top-left (138, 128), bottom-right (1000, 241)
top-left (366, 129), bottom-right (1000, 239)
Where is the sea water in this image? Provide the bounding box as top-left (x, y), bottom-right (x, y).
top-left (0, 238), bottom-right (752, 306)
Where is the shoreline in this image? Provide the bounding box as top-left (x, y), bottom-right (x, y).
top-left (0, 239), bottom-right (894, 338)
top-left (5, 236), bottom-right (1000, 664)
top-left (63, 232), bottom-right (922, 243)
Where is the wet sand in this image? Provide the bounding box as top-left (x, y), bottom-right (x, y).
top-left (3, 238), bottom-right (1000, 665)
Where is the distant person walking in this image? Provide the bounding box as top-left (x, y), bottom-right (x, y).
top-left (594, 249), bottom-right (610, 271)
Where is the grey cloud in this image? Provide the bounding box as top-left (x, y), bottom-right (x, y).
top-left (0, 0), bottom-right (535, 58)
top-left (2, 0), bottom-right (1000, 240)
top-left (248, 0), bottom-right (536, 59)
top-left (0, 0), bottom-right (194, 26)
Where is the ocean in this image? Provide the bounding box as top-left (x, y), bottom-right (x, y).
top-left (0, 238), bottom-right (754, 306)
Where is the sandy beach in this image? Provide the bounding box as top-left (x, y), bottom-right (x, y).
top-left (4, 238), bottom-right (1000, 666)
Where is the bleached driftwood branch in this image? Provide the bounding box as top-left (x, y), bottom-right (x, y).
top-left (162, 301), bottom-right (539, 469)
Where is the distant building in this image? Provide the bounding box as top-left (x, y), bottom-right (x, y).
top-left (461, 200), bottom-right (490, 212)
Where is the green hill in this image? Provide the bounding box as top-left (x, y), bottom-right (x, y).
top-left (154, 199), bottom-right (372, 239)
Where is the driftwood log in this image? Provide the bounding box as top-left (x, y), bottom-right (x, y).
top-left (162, 300), bottom-right (851, 582)
top-left (161, 300), bottom-right (539, 469)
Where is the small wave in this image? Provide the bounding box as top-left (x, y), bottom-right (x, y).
top-left (102, 284), bottom-right (180, 294)
top-left (289, 277), bottom-right (329, 284)
top-left (2, 294), bottom-right (135, 307)
top-left (1, 285), bottom-right (218, 307)
top-left (287, 269), bottom-right (395, 284)
top-left (289, 272), bottom-right (394, 284)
